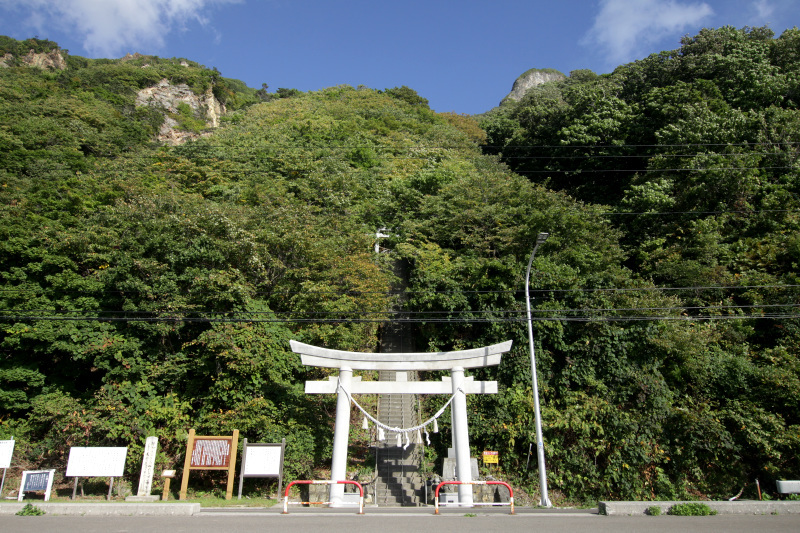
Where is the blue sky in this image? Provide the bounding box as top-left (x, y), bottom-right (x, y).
top-left (0, 0), bottom-right (797, 114)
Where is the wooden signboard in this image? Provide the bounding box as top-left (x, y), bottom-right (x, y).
top-left (179, 429), bottom-right (239, 500)
top-left (66, 446), bottom-right (128, 500)
top-left (237, 438), bottom-right (286, 499)
top-left (18, 469), bottom-right (55, 502)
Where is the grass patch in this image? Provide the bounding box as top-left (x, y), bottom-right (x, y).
top-left (16, 503), bottom-right (45, 516)
top-left (646, 505), bottom-right (662, 516)
top-left (178, 496), bottom-right (278, 508)
top-left (668, 503), bottom-right (717, 516)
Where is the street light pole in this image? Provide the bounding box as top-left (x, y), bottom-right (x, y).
top-left (525, 232), bottom-right (552, 507)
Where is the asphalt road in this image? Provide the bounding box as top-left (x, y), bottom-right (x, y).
top-left (2, 507), bottom-right (799, 533)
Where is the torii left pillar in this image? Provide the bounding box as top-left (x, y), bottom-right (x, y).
top-left (329, 367), bottom-right (352, 505)
top-left (291, 339), bottom-right (512, 508)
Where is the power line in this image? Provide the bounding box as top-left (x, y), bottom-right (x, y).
top-left (11, 140), bottom-right (800, 159)
top-left (147, 141), bottom-right (800, 151)
top-left (0, 312), bottom-right (797, 324)
top-left (605, 209), bottom-right (800, 216)
top-left (1, 299), bottom-right (797, 322)
top-left (0, 284), bottom-right (798, 297)
top-left (6, 303), bottom-right (799, 317)
top-left (480, 142), bottom-right (800, 149)
top-left (512, 166), bottom-right (797, 174)
top-left (500, 152), bottom-right (797, 160)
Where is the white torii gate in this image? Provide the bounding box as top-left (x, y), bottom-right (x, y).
top-left (290, 339), bottom-right (512, 507)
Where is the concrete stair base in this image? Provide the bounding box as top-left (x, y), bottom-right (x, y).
top-left (374, 371), bottom-right (426, 507)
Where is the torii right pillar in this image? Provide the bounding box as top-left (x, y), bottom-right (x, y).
top-left (450, 366), bottom-right (473, 505)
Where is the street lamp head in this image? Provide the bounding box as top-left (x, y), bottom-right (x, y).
top-left (536, 232), bottom-right (550, 244)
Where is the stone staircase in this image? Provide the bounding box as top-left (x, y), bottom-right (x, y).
top-left (373, 372), bottom-right (426, 506)
top-left (372, 258), bottom-right (426, 506)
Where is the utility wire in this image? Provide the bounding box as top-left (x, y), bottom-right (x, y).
top-left (0, 284), bottom-right (800, 303)
top-left (0, 313), bottom-right (797, 323)
top-left (2, 301), bottom-right (797, 322)
top-left (0, 284), bottom-right (798, 297)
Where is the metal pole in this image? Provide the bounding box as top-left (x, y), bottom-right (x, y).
top-left (525, 232), bottom-right (552, 507)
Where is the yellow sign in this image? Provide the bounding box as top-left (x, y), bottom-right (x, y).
top-left (482, 450), bottom-right (499, 464)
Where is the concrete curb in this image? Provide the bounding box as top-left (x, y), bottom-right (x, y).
top-left (0, 502), bottom-right (201, 516)
top-left (600, 500), bottom-right (800, 516)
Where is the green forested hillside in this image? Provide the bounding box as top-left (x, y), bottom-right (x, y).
top-left (0, 28), bottom-right (798, 503)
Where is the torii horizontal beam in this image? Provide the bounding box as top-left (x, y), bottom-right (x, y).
top-left (305, 375), bottom-right (498, 394)
top-left (290, 339), bottom-right (512, 370)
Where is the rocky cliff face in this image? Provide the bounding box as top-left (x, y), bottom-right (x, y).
top-left (136, 79), bottom-right (226, 145)
top-left (0, 48), bottom-right (67, 70)
top-left (502, 68), bottom-right (566, 103)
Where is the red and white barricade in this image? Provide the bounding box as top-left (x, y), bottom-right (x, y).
top-left (434, 480), bottom-right (515, 515)
top-left (282, 479), bottom-right (364, 514)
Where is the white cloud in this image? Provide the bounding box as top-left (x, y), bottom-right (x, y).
top-left (583, 0), bottom-right (714, 65)
top-left (753, 0), bottom-right (774, 20)
top-left (0, 0), bottom-right (240, 57)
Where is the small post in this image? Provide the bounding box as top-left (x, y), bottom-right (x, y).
top-left (107, 477), bottom-right (114, 500)
top-left (162, 470), bottom-right (176, 501)
top-left (72, 477), bottom-right (79, 500)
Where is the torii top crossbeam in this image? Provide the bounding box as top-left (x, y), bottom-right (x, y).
top-left (289, 339), bottom-right (513, 371)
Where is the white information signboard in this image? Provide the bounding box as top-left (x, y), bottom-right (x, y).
top-left (237, 438), bottom-right (285, 499)
top-left (66, 447), bottom-right (128, 477)
top-left (243, 445), bottom-right (282, 476)
top-left (0, 440), bottom-right (14, 469)
top-left (0, 439), bottom-right (14, 497)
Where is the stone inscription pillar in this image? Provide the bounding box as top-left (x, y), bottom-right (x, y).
top-left (137, 436), bottom-right (158, 496)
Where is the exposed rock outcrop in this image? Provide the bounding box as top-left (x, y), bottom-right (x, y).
top-left (0, 48), bottom-right (67, 70)
top-left (23, 48), bottom-right (67, 70)
top-left (502, 68), bottom-right (566, 103)
top-left (135, 79), bottom-right (227, 145)
top-left (120, 52), bottom-right (145, 62)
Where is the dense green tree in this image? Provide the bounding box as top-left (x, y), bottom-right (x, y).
top-left (0, 30), bottom-right (798, 503)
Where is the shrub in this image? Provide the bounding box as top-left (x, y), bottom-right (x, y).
top-left (668, 503), bottom-right (717, 516)
top-left (16, 503), bottom-right (45, 516)
top-left (647, 505), bottom-right (662, 516)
